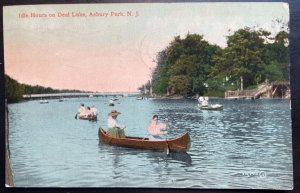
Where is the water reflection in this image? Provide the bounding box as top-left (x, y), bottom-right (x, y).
top-left (99, 142), bottom-right (192, 166)
top-left (164, 152), bottom-right (192, 166)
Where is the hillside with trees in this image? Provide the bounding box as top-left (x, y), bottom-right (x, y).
top-left (143, 26), bottom-right (289, 97)
top-left (5, 75), bottom-right (83, 103)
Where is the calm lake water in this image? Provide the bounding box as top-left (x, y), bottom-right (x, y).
top-left (7, 97), bottom-right (293, 189)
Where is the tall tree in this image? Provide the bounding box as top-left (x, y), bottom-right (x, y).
top-left (151, 50), bottom-right (169, 94)
top-left (212, 27), bottom-right (266, 90)
top-left (148, 24), bottom-right (289, 97)
top-left (262, 30), bottom-right (289, 81)
top-left (5, 75), bottom-right (25, 103)
top-left (151, 34), bottom-right (221, 96)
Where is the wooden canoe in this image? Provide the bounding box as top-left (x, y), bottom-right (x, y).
top-left (98, 128), bottom-right (190, 152)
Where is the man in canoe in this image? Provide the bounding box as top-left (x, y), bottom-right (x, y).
top-left (107, 110), bottom-right (125, 138)
top-left (147, 115), bottom-right (168, 137)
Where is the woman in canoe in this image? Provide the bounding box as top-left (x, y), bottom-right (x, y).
top-left (147, 115), bottom-right (169, 138)
top-left (107, 110), bottom-right (125, 138)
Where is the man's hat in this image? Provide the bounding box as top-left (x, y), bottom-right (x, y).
top-left (108, 110), bottom-right (121, 116)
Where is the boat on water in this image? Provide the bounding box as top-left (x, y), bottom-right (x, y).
top-left (39, 100), bottom-right (48, 104)
top-left (58, 98), bottom-right (66, 102)
top-left (198, 104), bottom-right (223, 111)
top-left (108, 99), bottom-right (115, 106)
top-left (111, 97), bottom-right (119, 101)
top-left (78, 115), bottom-right (97, 121)
top-left (98, 128), bottom-right (190, 152)
top-left (198, 96), bottom-right (223, 111)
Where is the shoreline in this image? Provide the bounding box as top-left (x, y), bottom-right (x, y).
top-left (146, 94), bottom-right (289, 100)
top-left (148, 94), bottom-right (223, 100)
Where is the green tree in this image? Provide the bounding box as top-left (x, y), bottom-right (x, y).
top-left (151, 50), bottom-right (169, 94)
top-left (5, 74), bottom-right (86, 103)
top-left (137, 80), bottom-right (151, 94)
top-left (169, 75), bottom-right (192, 96)
top-left (147, 24), bottom-right (289, 97)
top-left (212, 27), bottom-right (266, 90)
top-left (261, 30), bottom-right (289, 81)
top-left (150, 34), bottom-right (220, 96)
top-left (263, 60), bottom-right (284, 81)
top-left (5, 75), bottom-right (25, 103)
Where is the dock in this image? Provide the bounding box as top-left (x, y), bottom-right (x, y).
top-left (225, 81), bottom-right (290, 99)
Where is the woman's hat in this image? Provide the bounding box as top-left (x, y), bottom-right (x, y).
top-left (108, 110), bottom-right (121, 116)
top-left (152, 114), bottom-right (158, 120)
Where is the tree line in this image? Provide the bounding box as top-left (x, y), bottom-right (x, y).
top-left (5, 74), bottom-right (83, 103)
top-left (142, 25), bottom-right (289, 97)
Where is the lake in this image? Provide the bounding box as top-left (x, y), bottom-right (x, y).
top-left (7, 97), bottom-right (293, 189)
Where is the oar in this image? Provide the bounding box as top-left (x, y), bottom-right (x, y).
top-left (142, 134), bottom-right (151, 140)
top-left (163, 117), bottom-right (170, 155)
top-left (164, 142), bottom-right (170, 155)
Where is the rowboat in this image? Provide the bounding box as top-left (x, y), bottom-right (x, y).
top-left (98, 128), bottom-right (190, 152)
top-left (58, 98), bottom-right (66, 102)
top-left (110, 97), bottom-right (119, 101)
top-left (78, 115), bottom-right (97, 121)
top-left (108, 99), bottom-right (115, 106)
top-left (39, 100), bottom-right (48, 104)
top-left (198, 104), bottom-right (223, 111)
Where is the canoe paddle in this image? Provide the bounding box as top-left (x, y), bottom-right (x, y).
top-left (142, 134), bottom-right (151, 140)
top-left (164, 141), bottom-right (170, 155)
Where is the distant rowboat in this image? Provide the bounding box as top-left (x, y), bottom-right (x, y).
top-left (108, 99), bottom-right (115, 106)
top-left (58, 98), bottom-right (66, 102)
top-left (78, 115), bottom-right (97, 121)
top-left (198, 104), bottom-right (223, 111)
top-left (39, 100), bottom-right (48, 104)
top-left (111, 97), bottom-right (119, 101)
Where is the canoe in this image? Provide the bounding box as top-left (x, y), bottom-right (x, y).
top-left (198, 104), bottom-right (223, 111)
top-left (98, 128), bottom-right (190, 152)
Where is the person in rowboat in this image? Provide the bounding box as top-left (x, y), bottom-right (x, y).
top-left (107, 110), bottom-right (125, 138)
top-left (75, 103), bottom-right (85, 119)
top-left (90, 105), bottom-right (98, 116)
top-left (147, 115), bottom-right (168, 137)
top-left (198, 96), bottom-right (209, 107)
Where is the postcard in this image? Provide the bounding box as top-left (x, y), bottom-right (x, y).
top-left (3, 2), bottom-right (293, 189)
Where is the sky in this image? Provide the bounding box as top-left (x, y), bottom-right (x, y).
top-left (3, 3), bottom-right (289, 92)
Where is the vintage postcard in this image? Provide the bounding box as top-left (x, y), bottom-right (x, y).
top-left (4, 2), bottom-right (293, 189)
